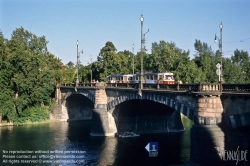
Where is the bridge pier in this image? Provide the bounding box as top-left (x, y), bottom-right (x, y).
top-left (90, 108), bottom-right (117, 136)
top-left (190, 94), bottom-right (224, 165)
top-left (90, 88), bottom-right (117, 136)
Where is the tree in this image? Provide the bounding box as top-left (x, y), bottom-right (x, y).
top-left (231, 49), bottom-right (250, 83)
top-left (222, 58), bottom-right (244, 83)
top-left (150, 41), bottom-right (190, 73)
top-left (0, 27), bottom-right (62, 123)
top-left (98, 41), bottom-right (134, 81)
top-left (193, 39), bottom-right (217, 83)
top-left (0, 30), bottom-right (15, 121)
top-left (174, 60), bottom-right (203, 83)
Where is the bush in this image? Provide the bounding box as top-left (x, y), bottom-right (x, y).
top-left (14, 106), bottom-right (50, 125)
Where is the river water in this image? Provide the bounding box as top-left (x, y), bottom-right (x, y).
top-left (0, 115), bottom-right (193, 166)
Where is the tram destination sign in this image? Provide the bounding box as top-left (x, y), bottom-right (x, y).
top-left (145, 142), bottom-right (158, 157)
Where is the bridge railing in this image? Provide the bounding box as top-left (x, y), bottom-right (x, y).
top-left (106, 83), bottom-right (136, 88)
top-left (59, 82), bottom-right (249, 92)
top-left (142, 83), bottom-right (221, 92)
top-left (222, 84), bottom-right (250, 92)
top-left (60, 83), bottom-right (76, 87)
top-left (198, 83), bottom-right (221, 92)
top-left (60, 82), bottom-right (99, 87)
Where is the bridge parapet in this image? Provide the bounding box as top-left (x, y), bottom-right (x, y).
top-left (222, 83), bottom-right (250, 91)
top-left (59, 82), bottom-right (250, 94)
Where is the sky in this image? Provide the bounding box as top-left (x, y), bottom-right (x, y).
top-left (1, 0), bottom-right (250, 65)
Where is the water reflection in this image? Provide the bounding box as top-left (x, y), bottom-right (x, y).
top-left (95, 137), bottom-right (117, 165)
top-left (180, 114), bottom-right (194, 163)
top-left (0, 116), bottom-right (194, 166)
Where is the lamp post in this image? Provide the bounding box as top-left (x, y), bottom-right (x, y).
top-left (76, 40), bottom-right (79, 85)
top-left (90, 55), bottom-right (92, 85)
top-left (139, 14), bottom-right (149, 96)
top-left (140, 15), bottom-right (144, 94)
top-left (132, 44), bottom-right (135, 74)
top-left (214, 22), bottom-right (223, 82)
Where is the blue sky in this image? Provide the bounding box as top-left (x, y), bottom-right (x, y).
top-left (1, 0), bottom-right (250, 65)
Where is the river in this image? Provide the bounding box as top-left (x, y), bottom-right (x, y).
top-left (0, 115), bottom-right (193, 166)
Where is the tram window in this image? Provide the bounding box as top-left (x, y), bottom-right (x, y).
top-left (128, 77), bottom-right (132, 80)
top-left (159, 75), bottom-right (163, 80)
top-left (150, 76), bottom-right (154, 80)
top-left (166, 75), bottom-right (172, 80)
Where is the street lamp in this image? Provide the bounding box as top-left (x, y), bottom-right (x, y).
top-left (214, 22), bottom-right (223, 82)
top-left (76, 40), bottom-right (79, 85)
top-left (132, 44), bottom-right (135, 74)
top-left (90, 55), bottom-right (92, 85)
top-left (76, 40), bottom-right (83, 86)
top-left (139, 14), bottom-right (149, 96)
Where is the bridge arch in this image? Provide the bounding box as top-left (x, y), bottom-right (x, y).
top-left (61, 89), bottom-right (95, 105)
top-left (106, 90), bottom-right (195, 121)
top-left (64, 94), bottom-right (94, 120)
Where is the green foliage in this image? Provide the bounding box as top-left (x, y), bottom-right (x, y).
top-left (14, 106), bottom-right (50, 125)
top-left (231, 49), bottom-right (250, 83)
top-left (223, 58), bottom-right (244, 83)
top-left (174, 60), bottom-right (203, 83)
top-left (97, 41), bottom-right (133, 81)
top-left (0, 27), bottom-right (63, 123)
top-left (193, 39), bottom-right (217, 83)
top-left (150, 41), bottom-right (189, 73)
top-left (0, 27), bottom-right (249, 124)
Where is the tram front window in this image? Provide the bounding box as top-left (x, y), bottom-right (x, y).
top-left (166, 75), bottom-right (173, 80)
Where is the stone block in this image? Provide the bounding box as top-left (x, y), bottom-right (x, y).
top-left (198, 103), bottom-right (206, 108)
top-left (208, 99), bottom-right (213, 104)
top-left (215, 103), bottom-right (222, 108)
top-left (204, 108), bottom-right (215, 113)
top-left (207, 103), bottom-right (214, 108)
top-left (198, 98), bottom-right (206, 103)
top-left (197, 111), bottom-right (205, 117)
top-left (203, 112), bottom-right (215, 117)
top-left (216, 99), bottom-right (222, 104)
top-left (216, 108), bottom-right (223, 113)
top-left (215, 112), bottom-right (222, 118)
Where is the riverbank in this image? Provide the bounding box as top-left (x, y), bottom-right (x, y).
top-left (0, 118), bottom-right (92, 127)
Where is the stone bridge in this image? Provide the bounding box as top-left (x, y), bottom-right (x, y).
top-left (53, 82), bottom-right (250, 165)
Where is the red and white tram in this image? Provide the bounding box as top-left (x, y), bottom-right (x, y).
top-left (157, 72), bottom-right (175, 84)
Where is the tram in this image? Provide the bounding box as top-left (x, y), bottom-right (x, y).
top-left (157, 72), bottom-right (175, 84)
top-left (132, 72), bottom-right (175, 84)
top-left (106, 74), bottom-right (133, 83)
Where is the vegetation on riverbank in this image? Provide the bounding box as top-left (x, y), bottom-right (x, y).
top-left (0, 27), bottom-right (249, 124)
top-left (0, 27), bottom-right (62, 124)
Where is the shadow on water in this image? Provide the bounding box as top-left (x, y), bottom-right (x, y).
top-left (63, 115), bottom-right (194, 166)
top-left (0, 115), bottom-right (193, 166)
top-left (112, 132), bottom-right (184, 166)
top-left (218, 96), bottom-right (250, 166)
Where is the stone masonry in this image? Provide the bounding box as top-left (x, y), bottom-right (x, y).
top-left (55, 85), bottom-right (250, 165)
top-left (195, 96), bottom-right (223, 125)
top-left (90, 88), bottom-right (117, 136)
